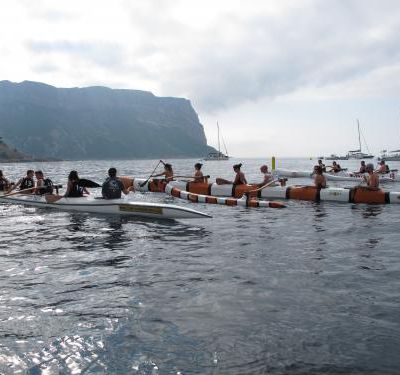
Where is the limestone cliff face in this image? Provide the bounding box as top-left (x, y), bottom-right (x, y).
top-left (0, 81), bottom-right (213, 160)
top-left (0, 137), bottom-right (30, 162)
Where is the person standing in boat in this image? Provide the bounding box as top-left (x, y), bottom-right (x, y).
top-left (0, 170), bottom-right (11, 192)
top-left (193, 163), bottom-right (207, 183)
top-left (102, 167), bottom-right (131, 199)
top-left (363, 163), bottom-right (379, 190)
top-left (313, 165), bottom-right (327, 189)
top-left (8, 170), bottom-right (35, 193)
top-left (153, 163), bottom-right (174, 181)
top-left (34, 170), bottom-right (54, 195)
top-left (64, 170), bottom-right (89, 197)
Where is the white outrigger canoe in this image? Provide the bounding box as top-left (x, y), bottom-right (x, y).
top-left (0, 194), bottom-right (211, 220)
top-left (273, 169), bottom-right (399, 182)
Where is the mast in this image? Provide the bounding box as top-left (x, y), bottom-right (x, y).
top-left (217, 121), bottom-right (221, 156)
top-left (357, 119), bottom-right (361, 152)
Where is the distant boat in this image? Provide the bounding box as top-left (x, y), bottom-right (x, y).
top-left (378, 149), bottom-right (400, 161)
top-left (346, 119), bottom-right (374, 159)
top-left (325, 154), bottom-right (348, 161)
top-left (204, 122), bottom-right (229, 161)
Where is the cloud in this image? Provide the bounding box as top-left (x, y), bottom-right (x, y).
top-left (26, 40), bottom-right (126, 69)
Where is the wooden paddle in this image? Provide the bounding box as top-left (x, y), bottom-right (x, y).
top-left (3, 187), bottom-right (36, 197)
top-left (248, 179), bottom-right (280, 193)
top-left (139, 160), bottom-right (164, 187)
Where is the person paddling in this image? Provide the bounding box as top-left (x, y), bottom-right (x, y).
top-left (8, 170), bottom-right (35, 193)
top-left (34, 170), bottom-right (54, 195)
top-left (0, 170), bottom-right (11, 192)
top-left (153, 163), bottom-right (174, 181)
top-left (329, 161), bottom-right (342, 173)
top-left (358, 160), bottom-right (366, 174)
top-left (64, 170), bottom-right (89, 197)
top-left (363, 163), bottom-right (379, 190)
top-left (102, 167), bottom-right (131, 199)
top-left (232, 163), bottom-right (247, 185)
top-left (375, 160), bottom-right (390, 174)
top-left (317, 159), bottom-right (326, 173)
top-left (193, 163), bottom-right (207, 183)
top-left (313, 165), bottom-right (327, 189)
top-left (259, 165), bottom-right (274, 187)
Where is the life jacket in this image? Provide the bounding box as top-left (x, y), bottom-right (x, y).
top-left (66, 181), bottom-right (84, 197)
top-left (36, 178), bottom-right (54, 195)
top-left (20, 177), bottom-right (34, 190)
top-left (102, 177), bottom-right (123, 199)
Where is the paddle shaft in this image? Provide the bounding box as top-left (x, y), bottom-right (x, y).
top-left (139, 160), bottom-right (164, 187)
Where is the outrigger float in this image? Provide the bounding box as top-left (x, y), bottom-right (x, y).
top-left (122, 178), bottom-right (400, 205)
top-left (0, 194), bottom-right (211, 220)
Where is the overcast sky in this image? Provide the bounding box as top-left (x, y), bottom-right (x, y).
top-left (1, 0), bottom-right (400, 157)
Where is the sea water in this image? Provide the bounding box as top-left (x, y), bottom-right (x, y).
top-left (1, 158), bottom-right (400, 374)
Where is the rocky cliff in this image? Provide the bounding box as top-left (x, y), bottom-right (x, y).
top-left (0, 81), bottom-right (214, 160)
top-left (0, 137), bottom-right (31, 162)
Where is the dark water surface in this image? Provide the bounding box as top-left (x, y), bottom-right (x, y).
top-left (1, 158), bottom-right (400, 374)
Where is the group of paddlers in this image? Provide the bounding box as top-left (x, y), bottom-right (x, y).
top-left (0, 168), bottom-right (134, 199)
top-left (312, 159), bottom-right (393, 190)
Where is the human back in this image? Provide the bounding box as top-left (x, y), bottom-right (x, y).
top-left (102, 168), bottom-right (129, 199)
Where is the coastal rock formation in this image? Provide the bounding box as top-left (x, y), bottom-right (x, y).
top-left (0, 137), bottom-right (31, 162)
top-left (0, 81), bottom-right (214, 160)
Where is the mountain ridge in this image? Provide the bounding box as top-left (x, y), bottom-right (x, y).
top-left (0, 80), bottom-right (215, 160)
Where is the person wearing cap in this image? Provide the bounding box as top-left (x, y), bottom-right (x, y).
top-left (102, 167), bottom-right (131, 199)
top-left (363, 163), bottom-right (379, 190)
top-left (153, 163), bottom-right (174, 182)
top-left (193, 163), bottom-right (206, 183)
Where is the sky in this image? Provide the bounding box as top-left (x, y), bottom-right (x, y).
top-left (1, 0), bottom-right (400, 157)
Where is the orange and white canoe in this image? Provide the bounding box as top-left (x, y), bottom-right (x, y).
top-left (121, 177), bottom-right (400, 205)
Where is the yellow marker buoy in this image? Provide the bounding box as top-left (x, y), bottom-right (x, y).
top-left (272, 156), bottom-right (276, 170)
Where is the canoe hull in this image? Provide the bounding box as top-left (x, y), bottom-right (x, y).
top-left (0, 195), bottom-right (211, 219)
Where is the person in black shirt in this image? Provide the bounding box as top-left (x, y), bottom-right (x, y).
top-left (102, 168), bottom-right (130, 199)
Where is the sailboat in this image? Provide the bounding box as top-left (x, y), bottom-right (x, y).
top-left (346, 119), bottom-right (374, 159)
top-left (204, 122), bottom-right (229, 160)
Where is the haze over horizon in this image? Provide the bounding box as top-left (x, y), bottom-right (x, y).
top-left (1, 0), bottom-right (400, 158)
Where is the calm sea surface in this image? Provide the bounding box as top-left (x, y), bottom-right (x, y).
top-left (1, 157), bottom-right (400, 374)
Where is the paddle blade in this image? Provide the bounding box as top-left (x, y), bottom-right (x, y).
top-left (78, 178), bottom-right (101, 188)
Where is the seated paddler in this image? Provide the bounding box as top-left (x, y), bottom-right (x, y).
top-left (102, 167), bottom-right (131, 199)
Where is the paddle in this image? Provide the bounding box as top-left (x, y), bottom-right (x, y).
top-left (78, 178), bottom-right (101, 188)
top-left (3, 187), bottom-right (36, 197)
top-left (139, 160), bottom-right (164, 187)
top-left (248, 179), bottom-right (280, 193)
top-left (174, 175), bottom-right (211, 179)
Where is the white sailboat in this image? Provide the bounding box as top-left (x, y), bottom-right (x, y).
top-left (346, 119), bottom-right (374, 159)
top-left (204, 122), bottom-right (229, 160)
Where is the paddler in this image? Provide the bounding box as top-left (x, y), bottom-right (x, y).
top-left (258, 165), bottom-right (275, 187)
top-left (358, 160), bottom-right (366, 174)
top-left (64, 170), bottom-right (89, 197)
top-left (317, 159), bottom-right (326, 173)
top-left (0, 170), bottom-right (11, 192)
top-left (363, 163), bottom-right (379, 190)
top-left (216, 163), bottom-right (247, 185)
top-left (193, 163), bottom-right (207, 183)
top-left (153, 163), bottom-right (174, 181)
top-left (313, 165), bottom-right (327, 189)
top-left (7, 169), bottom-right (35, 193)
top-left (102, 167), bottom-right (131, 199)
top-left (375, 160), bottom-right (390, 174)
top-left (329, 161), bottom-right (342, 173)
top-left (34, 170), bottom-right (54, 195)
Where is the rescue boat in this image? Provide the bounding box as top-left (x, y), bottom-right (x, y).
top-left (0, 194), bottom-right (211, 220)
